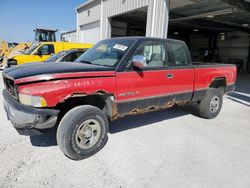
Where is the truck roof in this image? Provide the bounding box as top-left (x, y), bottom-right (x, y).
top-left (33, 41), bottom-right (93, 46)
top-left (34, 28), bottom-right (58, 32)
top-left (107, 36), bottom-right (185, 44)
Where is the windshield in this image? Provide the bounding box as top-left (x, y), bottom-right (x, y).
top-left (35, 31), bottom-right (56, 42)
top-left (76, 39), bottom-right (135, 67)
top-left (25, 43), bottom-right (40, 55)
top-left (45, 51), bottom-right (66, 62)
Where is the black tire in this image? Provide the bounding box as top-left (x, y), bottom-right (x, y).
top-left (198, 88), bottom-right (223, 119)
top-left (57, 105), bottom-right (108, 160)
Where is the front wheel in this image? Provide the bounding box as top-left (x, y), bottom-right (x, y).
top-left (57, 105), bottom-right (108, 160)
top-left (198, 88), bottom-right (223, 119)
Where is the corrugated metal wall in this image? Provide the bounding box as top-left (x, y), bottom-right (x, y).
top-left (101, 0), bottom-right (150, 38)
top-left (77, 0), bottom-right (101, 26)
top-left (77, 0), bottom-right (101, 42)
top-left (77, 0), bottom-right (169, 42)
top-left (103, 0), bottom-right (149, 16)
top-left (101, 0), bottom-right (169, 39)
top-left (61, 32), bottom-right (77, 42)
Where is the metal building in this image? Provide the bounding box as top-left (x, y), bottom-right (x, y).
top-left (76, 0), bottom-right (250, 72)
top-left (61, 30), bottom-right (77, 42)
top-left (76, 0), bottom-right (169, 43)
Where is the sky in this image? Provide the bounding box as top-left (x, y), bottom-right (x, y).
top-left (0, 0), bottom-right (87, 42)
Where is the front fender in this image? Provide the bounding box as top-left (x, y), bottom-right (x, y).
top-left (17, 77), bottom-right (117, 107)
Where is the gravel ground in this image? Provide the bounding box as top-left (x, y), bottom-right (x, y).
top-left (0, 71), bottom-right (249, 188)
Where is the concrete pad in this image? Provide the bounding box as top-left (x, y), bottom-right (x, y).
top-left (0, 71), bottom-right (249, 188)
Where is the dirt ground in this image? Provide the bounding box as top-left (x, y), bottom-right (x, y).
top-left (0, 72), bottom-right (249, 188)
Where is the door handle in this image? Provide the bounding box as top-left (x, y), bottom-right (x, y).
top-left (166, 73), bottom-right (174, 79)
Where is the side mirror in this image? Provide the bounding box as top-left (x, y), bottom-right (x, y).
top-left (132, 55), bottom-right (146, 69)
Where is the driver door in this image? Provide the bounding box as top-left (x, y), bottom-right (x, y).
top-left (116, 40), bottom-right (174, 115)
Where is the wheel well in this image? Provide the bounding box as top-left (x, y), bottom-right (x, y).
top-left (209, 77), bottom-right (226, 93)
top-left (55, 93), bottom-right (114, 122)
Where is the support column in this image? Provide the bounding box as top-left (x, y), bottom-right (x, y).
top-left (76, 10), bottom-right (80, 42)
top-left (147, 0), bottom-right (169, 38)
top-left (162, 0), bottom-right (170, 38)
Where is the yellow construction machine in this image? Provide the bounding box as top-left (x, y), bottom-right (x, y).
top-left (1, 28), bottom-right (58, 68)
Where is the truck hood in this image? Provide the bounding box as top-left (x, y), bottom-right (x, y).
top-left (11, 55), bottom-right (31, 64)
top-left (3, 62), bottom-right (116, 83)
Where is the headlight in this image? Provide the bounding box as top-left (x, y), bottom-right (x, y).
top-left (18, 93), bottom-right (47, 107)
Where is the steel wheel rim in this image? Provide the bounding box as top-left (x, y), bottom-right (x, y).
top-left (210, 96), bottom-right (220, 113)
top-left (75, 119), bottom-right (101, 150)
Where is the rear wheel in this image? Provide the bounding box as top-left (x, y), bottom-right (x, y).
top-left (198, 88), bottom-right (223, 119)
top-left (57, 105), bottom-right (108, 160)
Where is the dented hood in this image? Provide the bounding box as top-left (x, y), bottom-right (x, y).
top-left (3, 62), bottom-right (116, 81)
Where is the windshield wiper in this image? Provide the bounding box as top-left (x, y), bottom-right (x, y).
top-left (78, 60), bottom-right (93, 65)
top-left (92, 63), bottom-right (113, 67)
top-left (77, 60), bottom-right (113, 67)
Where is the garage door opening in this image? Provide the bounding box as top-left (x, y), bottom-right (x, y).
top-left (110, 7), bottom-right (147, 38)
top-left (80, 21), bottom-right (100, 44)
top-left (168, 0), bottom-right (250, 73)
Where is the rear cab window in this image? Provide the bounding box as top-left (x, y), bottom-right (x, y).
top-left (167, 41), bottom-right (191, 67)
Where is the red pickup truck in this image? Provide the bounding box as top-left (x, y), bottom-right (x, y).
top-left (2, 37), bottom-right (236, 160)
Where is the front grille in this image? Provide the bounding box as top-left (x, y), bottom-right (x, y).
top-left (3, 74), bottom-right (18, 98)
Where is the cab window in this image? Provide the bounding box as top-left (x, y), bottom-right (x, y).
top-left (168, 42), bottom-right (189, 66)
top-left (130, 41), bottom-right (171, 68)
top-left (62, 51), bottom-right (84, 62)
top-left (38, 44), bottom-right (55, 55)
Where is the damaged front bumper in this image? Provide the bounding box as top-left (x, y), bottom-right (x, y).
top-left (3, 89), bottom-right (59, 135)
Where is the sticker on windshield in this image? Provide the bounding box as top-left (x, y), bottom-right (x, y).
top-left (113, 44), bottom-right (128, 51)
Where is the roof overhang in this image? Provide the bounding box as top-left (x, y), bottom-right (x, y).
top-left (76, 0), bottom-right (98, 11)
